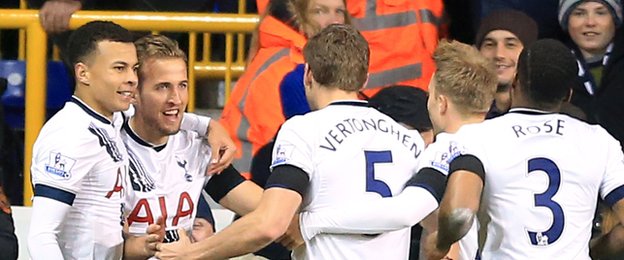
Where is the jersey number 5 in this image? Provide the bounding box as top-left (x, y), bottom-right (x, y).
top-left (526, 157), bottom-right (564, 246)
top-left (365, 151), bottom-right (393, 198)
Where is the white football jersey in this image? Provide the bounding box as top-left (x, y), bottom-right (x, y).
top-left (270, 101), bottom-right (426, 260)
top-left (31, 96), bottom-right (128, 259)
top-left (416, 132), bottom-right (479, 260)
top-left (121, 123), bottom-right (212, 243)
top-left (454, 108), bottom-right (624, 259)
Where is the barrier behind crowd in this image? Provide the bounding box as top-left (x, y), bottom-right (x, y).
top-left (0, 9), bottom-right (259, 205)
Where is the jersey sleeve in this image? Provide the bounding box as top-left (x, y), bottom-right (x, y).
top-left (415, 135), bottom-right (465, 176)
top-left (27, 196), bottom-right (72, 259)
top-left (31, 133), bottom-right (103, 203)
top-left (599, 132), bottom-right (624, 206)
top-left (299, 187), bottom-right (438, 240)
top-left (269, 118), bottom-right (314, 177)
top-left (181, 113), bottom-right (211, 137)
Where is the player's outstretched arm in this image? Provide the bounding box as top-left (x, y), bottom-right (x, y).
top-left (590, 200), bottom-right (624, 258)
top-left (27, 196), bottom-right (72, 259)
top-left (436, 154), bottom-right (485, 257)
top-left (204, 165), bottom-right (263, 216)
top-left (297, 167), bottom-right (446, 240)
top-left (155, 187), bottom-right (303, 259)
top-left (299, 187), bottom-right (439, 239)
top-left (218, 181), bottom-right (263, 215)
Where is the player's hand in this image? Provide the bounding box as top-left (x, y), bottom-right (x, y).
top-left (424, 231), bottom-right (451, 260)
top-left (122, 217), bottom-right (166, 259)
top-left (155, 228), bottom-right (192, 260)
top-left (147, 216), bottom-right (166, 241)
top-left (276, 214), bottom-right (305, 250)
top-left (141, 233), bottom-right (162, 257)
top-left (206, 120), bottom-right (236, 175)
top-left (39, 0), bottom-right (82, 34)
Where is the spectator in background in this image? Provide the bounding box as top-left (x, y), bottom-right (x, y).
top-left (475, 0), bottom-right (566, 41)
top-left (191, 195), bottom-right (216, 242)
top-left (26, 0), bottom-right (216, 58)
top-left (368, 85), bottom-right (434, 146)
top-left (559, 0), bottom-right (624, 147)
top-left (473, 9), bottom-right (538, 119)
top-left (279, 0), bottom-right (446, 121)
top-left (220, 0), bottom-right (349, 177)
top-left (261, 0), bottom-right (445, 92)
top-left (347, 0), bottom-right (444, 94)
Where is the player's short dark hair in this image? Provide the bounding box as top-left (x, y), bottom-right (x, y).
top-left (516, 39), bottom-right (578, 109)
top-left (303, 24), bottom-right (369, 91)
top-left (65, 21), bottom-right (134, 73)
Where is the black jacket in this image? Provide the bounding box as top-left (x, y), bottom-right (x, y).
top-left (570, 26), bottom-right (624, 148)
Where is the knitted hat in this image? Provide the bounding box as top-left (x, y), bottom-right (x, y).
top-left (558, 0), bottom-right (622, 31)
top-left (368, 85), bottom-right (432, 132)
top-left (475, 9), bottom-right (539, 48)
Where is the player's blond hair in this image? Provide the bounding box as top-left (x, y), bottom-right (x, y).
top-left (432, 40), bottom-right (497, 114)
top-left (134, 34), bottom-right (187, 84)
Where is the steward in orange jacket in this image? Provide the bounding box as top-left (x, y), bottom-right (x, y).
top-left (223, 0), bottom-right (349, 176)
top-left (220, 15), bottom-right (306, 176)
top-left (257, 0), bottom-right (445, 95)
top-left (348, 0), bottom-right (445, 96)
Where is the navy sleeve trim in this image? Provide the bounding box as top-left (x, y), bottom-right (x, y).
top-left (604, 185), bottom-right (624, 207)
top-left (405, 167), bottom-right (447, 203)
top-left (449, 154), bottom-right (485, 184)
top-left (265, 165), bottom-right (310, 198)
top-left (34, 184), bottom-right (76, 206)
top-left (205, 165), bottom-right (245, 202)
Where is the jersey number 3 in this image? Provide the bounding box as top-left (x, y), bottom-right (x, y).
top-left (365, 151), bottom-right (393, 198)
top-left (527, 157), bottom-right (564, 246)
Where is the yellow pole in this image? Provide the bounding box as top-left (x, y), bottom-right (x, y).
top-left (202, 33), bottom-right (211, 62)
top-left (23, 22), bottom-right (47, 206)
top-left (237, 0), bottom-right (246, 64)
top-left (18, 0), bottom-right (27, 60)
top-left (188, 32), bottom-right (197, 112)
top-left (225, 33), bottom-right (233, 102)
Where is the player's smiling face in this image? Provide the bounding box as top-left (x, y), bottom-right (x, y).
top-left (135, 57), bottom-right (188, 142)
top-left (78, 40), bottom-right (138, 118)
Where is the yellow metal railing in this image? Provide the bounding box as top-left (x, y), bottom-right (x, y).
top-left (0, 9), bottom-right (259, 205)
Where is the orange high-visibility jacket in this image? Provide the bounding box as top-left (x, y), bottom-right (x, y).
top-left (257, 0), bottom-right (268, 14)
top-left (220, 16), bottom-right (306, 174)
top-left (256, 0), bottom-right (444, 94)
top-left (348, 0), bottom-right (444, 96)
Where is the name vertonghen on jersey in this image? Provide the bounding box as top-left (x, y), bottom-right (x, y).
top-left (319, 117), bottom-right (422, 158)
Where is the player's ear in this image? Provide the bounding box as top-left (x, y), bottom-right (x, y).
top-left (438, 94), bottom-right (448, 114)
top-left (303, 63), bottom-right (313, 89)
top-left (565, 88), bottom-right (573, 102)
top-left (75, 62), bottom-right (90, 86)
